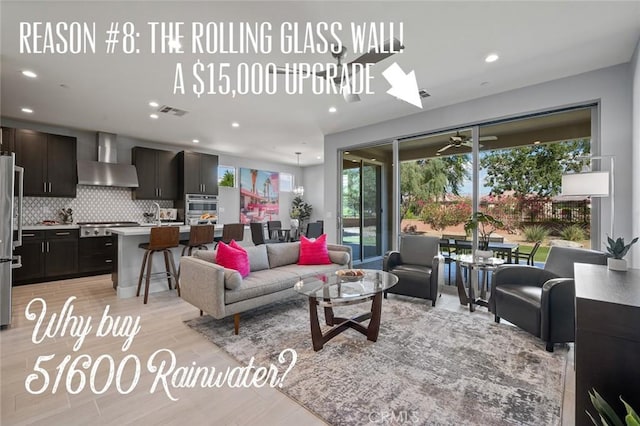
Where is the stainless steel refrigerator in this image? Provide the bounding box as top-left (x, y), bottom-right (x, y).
top-left (0, 152), bottom-right (24, 327)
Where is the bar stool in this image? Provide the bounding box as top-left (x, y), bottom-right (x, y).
top-left (214, 223), bottom-right (245, 248)
top-left (179, 224), bottom-right (215, 256)
top-left (136, 226), bottom-right (179, 304)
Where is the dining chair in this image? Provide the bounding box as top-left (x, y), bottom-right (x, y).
top-left (267, 220), bottom-right (286, 241)
top-left (305, 222), bottom-right (324, 239)
top-left (214, 223), bottom-right (245, 247)
top-left (250, 222), bottom-right (279, 245)
top-left (439, 239), bottom-right (456, 285)
top-left (516, 241), bottom-right (542, 265)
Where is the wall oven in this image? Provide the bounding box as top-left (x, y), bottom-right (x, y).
top-left (179, 194), bottom-right (218, 224)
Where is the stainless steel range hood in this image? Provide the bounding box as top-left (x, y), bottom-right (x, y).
top-left (77, 132), bottom-right (139, 187)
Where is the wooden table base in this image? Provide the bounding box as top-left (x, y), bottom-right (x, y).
top-left (308, 292), bottom-right (383, 351)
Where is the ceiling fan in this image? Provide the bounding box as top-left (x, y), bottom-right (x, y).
top-left (270, 38), bottom-right (404, 103)
top-left (436, 132), bottom-right (498, 153)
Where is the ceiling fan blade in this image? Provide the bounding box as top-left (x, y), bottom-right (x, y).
top-left (341, 81), bottom-right (361, 103)
top-left (269, 66), bottom-right (310, 76)
top-left (347, 38), bottom-right (404, 66)
top-left (437, 144), bottom-right (454, 153)
top-left (343, 92), bottom-right (361, 103)
top-left (479, 135), bottom-right (498, 141)
top-left (462, 140), bottom-right (473, 147)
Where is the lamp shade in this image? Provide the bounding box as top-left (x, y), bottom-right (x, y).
top-left (561, 172), bottom-right (609, 197)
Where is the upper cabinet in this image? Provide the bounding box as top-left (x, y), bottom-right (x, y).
top-left (10, 128), bottom-right (77, 197)
top-left (178, 151), bottom-right (218, 197)
top-left (132, 147), bottom-right (177, 200)
top-left (1, 127), bottom-right (15, 153)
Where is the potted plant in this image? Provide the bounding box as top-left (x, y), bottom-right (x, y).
top-left (606, 236), bottom-right (639, 271)
top-left (290, 196), bottom-right (312, 231)
top-left (587, 388), bottom-right (639, 425)
top-left (464, 212), bottom-right (504, 258)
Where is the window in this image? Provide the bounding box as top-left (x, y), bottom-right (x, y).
top-left (218, 165), bottom-right (235, 187)
top-left (280, 172), bottom-right (293, 192)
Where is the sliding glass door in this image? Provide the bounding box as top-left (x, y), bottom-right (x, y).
top-left (340, 154), bottom-right (384, 263)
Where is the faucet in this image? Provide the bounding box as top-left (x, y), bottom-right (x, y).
top-left (152, 202), bottom-right (161, 226)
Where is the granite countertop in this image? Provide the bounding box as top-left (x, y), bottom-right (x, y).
top-left (108, 224), bottom-right (222, 236)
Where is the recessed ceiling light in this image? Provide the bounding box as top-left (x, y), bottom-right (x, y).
top-left (371, 158), bottom-right (376, 161)
top-left (149, 101), bottom-right (159, 108)
top-left (316, 155), bottom-right (321, 160)
top-left (22, 70), bottom-right (37, 78)
top-left (192, 139), bottom-right (199, 143)
top-left (150, 114), bottom-right (159, 119)
top-left (231, 122), bottom-right (239, 128)
top-left (485, 53), bottom-right (499, 63)
top-left (328, 106), bottom-right (337, 113)
top-left (21, 107), bottom-right (33, 114)
top-left (344, 151), bottom-right (350, 155)
top-left (533, 140), bottom-right (541, 145)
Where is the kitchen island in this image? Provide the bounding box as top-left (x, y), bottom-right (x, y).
top-left (108, 225), bottom-right (251, 299)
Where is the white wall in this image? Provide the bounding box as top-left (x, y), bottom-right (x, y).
top-left (302, 164), bottom-right (325, 223)
top-left (631, 38), bottom-right (640, 268)
top-left (324, 63), bottom-right (634, 248)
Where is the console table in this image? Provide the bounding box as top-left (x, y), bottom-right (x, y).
top-left (574, 263), bottom-right (640, 425)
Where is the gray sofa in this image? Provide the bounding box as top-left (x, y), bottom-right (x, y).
top-left (179, 241), bottom-right (352, 334)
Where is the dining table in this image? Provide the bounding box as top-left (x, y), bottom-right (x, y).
top-left (441, 239), bottom-right (520, 264)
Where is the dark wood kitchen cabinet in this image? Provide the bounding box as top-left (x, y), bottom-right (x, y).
top-left (1, 127), bottom-right (15, 153)
top-left (78, 236), bottom-right (115, 274)
top-left (13, 229), bottom-right (79, 285)
top-left (12, 128), bottom-right (77, 197)
top-left (132, 147), bottom-right (177, 200)
top-left (12, 231), bottom-right (46, 284)
top-left (178, 151), bottom-right (218, 197)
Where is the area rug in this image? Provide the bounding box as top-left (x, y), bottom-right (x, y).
top-left (186, 297), bottom-right (567, 425)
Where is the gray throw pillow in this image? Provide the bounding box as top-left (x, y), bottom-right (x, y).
top-left (193, 250), bottom-right (216, 263)
top-left (245, 245), bottom-right (270, 272)
top-left (223, 268), bottom-right (242, 290)
top-left (266, 242), bottom-right (300, 268)
top-left (328, 250), bottom-right (350, 265)
top-left (193, 250), bottom-right (242, 289)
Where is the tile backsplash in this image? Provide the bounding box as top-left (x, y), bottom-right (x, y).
top-left (20, 185), bottom-right (173, 225)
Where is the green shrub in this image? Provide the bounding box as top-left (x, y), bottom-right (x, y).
top-left (560, 224), bottom-right (586, 241)
top-left (404, 210), bottom-right (417, 220)
top-left (522, 225), bottom-right (548, 242)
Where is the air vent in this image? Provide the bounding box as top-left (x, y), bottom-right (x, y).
top-left (158, 105), bottom-right (188, 116)
top-left (418, 89), bottom-right (431, 99)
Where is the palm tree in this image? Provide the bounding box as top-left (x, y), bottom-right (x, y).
top-left (250, 169), bottom-right (258, 194)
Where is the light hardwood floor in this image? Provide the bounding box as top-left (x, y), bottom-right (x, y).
top-left (1, 276), bottom-right (575, 425)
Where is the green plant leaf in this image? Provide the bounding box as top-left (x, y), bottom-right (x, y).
top-left (589, 389), bottom-right (624, 426)
top-left (621, 397), bottom-right (640, 425)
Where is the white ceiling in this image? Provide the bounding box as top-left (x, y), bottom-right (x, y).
top-left (1, 1), bottom-right (639, 166)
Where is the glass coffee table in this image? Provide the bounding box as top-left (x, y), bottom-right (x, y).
top-left (294, 270), bottom-right (399, 351)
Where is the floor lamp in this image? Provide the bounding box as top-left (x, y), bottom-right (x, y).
top-left (561, 155), bottom-right (614, 239)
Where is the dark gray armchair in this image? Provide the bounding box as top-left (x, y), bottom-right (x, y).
top-left (489, 246), bottom-right (607, 351)
top-left (383, 235), bottom-right (444, 306)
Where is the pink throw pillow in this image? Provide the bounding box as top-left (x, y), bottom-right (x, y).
top-left (229, 239), bottom-right (246, 253)
top-left (216, 241), bottom-right (250, 278)
top-left (298, 234), bottom-right (332, 265)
